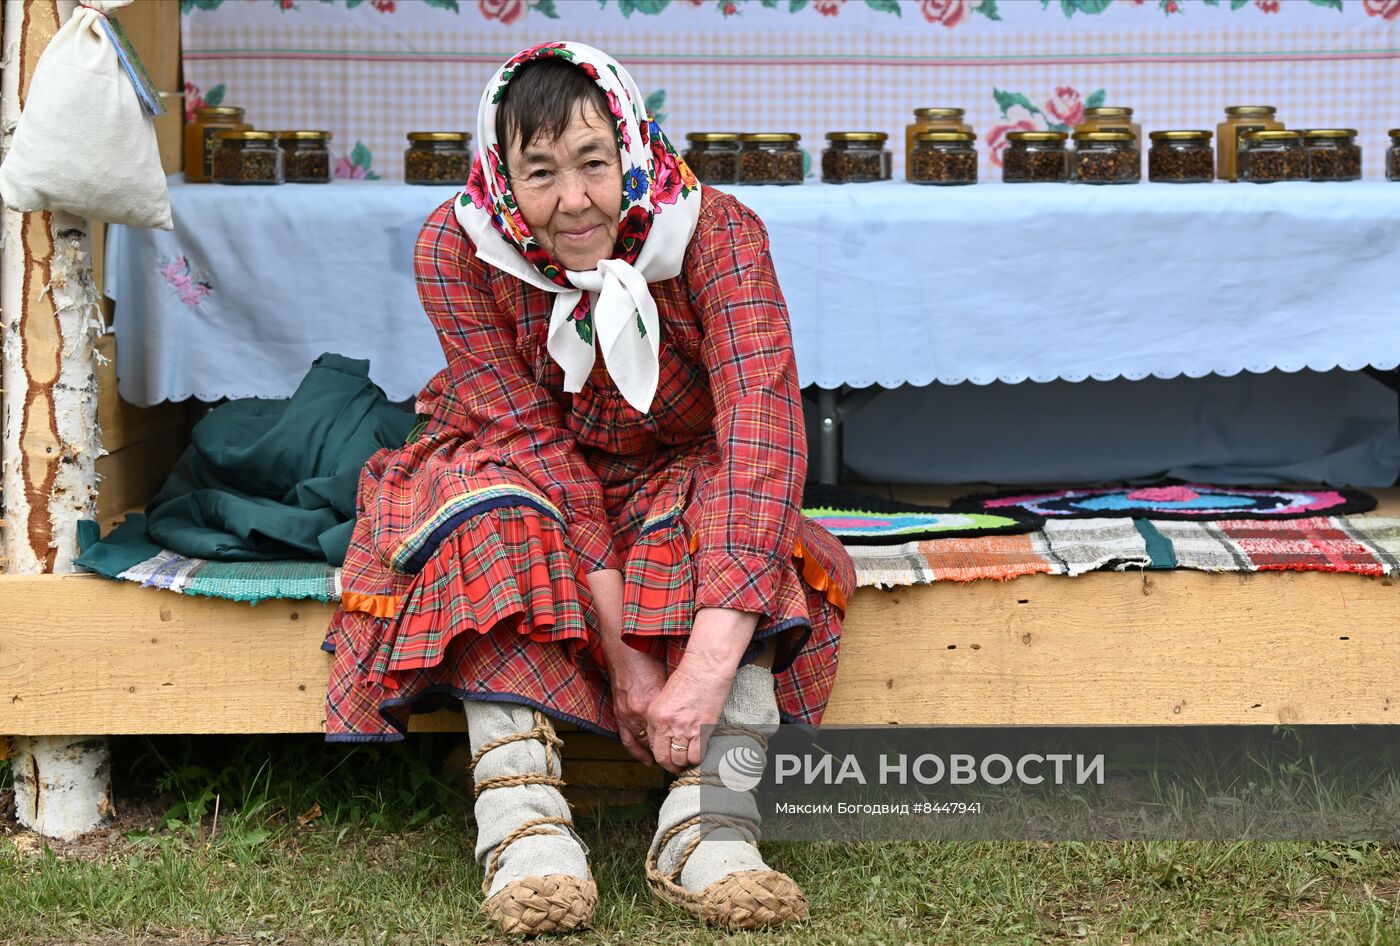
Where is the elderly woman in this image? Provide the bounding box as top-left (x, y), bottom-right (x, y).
top-left (323, 41), bottom-right (853, 934)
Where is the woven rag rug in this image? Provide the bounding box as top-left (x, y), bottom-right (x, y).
top-left (77, 485), bottom-right (1399, 599)
top-left (835, 514), bottom-right (1400, 588)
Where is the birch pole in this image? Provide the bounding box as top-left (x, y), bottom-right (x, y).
top-left (1, 0), bottom-right (112, 839)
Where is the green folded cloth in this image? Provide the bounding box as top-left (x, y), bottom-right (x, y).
top-left (138, 353), bottom-right (414, 566)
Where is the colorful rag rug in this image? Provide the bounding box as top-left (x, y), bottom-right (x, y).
top-left (957, 483), bottom-right (1376, 521)
top-left (842, 515), bottom-right (1400, 589)
top-left (801, 484), bottom-right (1043, 544)
top-left (75, 514), bottom-right (341, 603)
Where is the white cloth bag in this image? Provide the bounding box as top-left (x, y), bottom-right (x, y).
top-left (0, 0), bottom-right (172, 229)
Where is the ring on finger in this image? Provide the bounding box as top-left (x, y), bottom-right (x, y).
top-left (670, 740), bottom-right (689, 753)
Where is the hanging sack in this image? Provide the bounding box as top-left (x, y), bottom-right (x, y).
top-left (0, 0), bottom-right (172, 229)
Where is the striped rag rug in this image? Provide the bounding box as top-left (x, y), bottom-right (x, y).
top-left (845, 515), bottom-right (1400, 588)
top-left (101, 549), bottom-right (341, 602)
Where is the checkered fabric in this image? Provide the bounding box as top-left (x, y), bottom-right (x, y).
top-left (183, 2), bottom-right (1400, 183)
top-left (323, 187), bottom-right (854, 741)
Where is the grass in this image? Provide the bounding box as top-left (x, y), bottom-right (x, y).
top-left (2, 734), bottom-right (1400, 945)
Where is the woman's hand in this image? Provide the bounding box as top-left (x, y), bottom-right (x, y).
top-left (587, 568), bottom-right (668, 766)
top-left (645, 607), bottom-right (758, 773)
top-left (609, 647), bottom-right (669, 766)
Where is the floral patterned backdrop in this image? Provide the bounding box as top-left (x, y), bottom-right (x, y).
top-left (181, 0), bottom-right (1400, 180)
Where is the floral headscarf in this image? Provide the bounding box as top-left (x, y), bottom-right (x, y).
top-left (455, 41), bottom-right (702, 414)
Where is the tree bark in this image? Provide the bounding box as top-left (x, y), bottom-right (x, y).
top-left (1, 0), bottom-right (111, 839)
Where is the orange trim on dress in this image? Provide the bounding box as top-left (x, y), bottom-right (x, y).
top-left (687, 532), bottom-right (847, 615)
top-left (342, 591), bottom-right (403, 619)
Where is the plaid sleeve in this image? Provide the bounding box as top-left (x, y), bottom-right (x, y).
top-left (687, 196), bottom-right (806, 615)
top-left (413, 201), bottom-right (620, 574)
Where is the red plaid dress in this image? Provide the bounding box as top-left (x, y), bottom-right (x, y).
top-left (323, 188), bottom-right (854, 741)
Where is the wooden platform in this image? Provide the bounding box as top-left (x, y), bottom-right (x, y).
top-left (4, 486), bottom-right (1400, 738)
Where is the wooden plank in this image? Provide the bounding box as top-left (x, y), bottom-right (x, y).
top-left (823, 569), bottom-right (1400, 726)
top-left (1, 574), bottom-right (335, 735)
top-left (2, 565), bottom-right (1398, 736)
top-left (111, 0), bottom-right (182, 174)
top-left (95, 430), bottom-right (187, 527)
top-left (95, 334), bottom-right (188, 455)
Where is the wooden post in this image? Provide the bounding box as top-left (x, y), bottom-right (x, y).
top-left (1, 0), bottom-right (111, 839)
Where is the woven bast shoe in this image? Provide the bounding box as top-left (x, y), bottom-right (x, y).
top-left (643, 663), bottom-right (807, 928)
top-left (465, 702), bottom-right (597, 935)
top-left (645, 806), bottom-right (809, 929)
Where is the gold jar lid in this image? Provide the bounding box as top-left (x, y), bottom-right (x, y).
top-left (406, 131), bottom-right (471, 142)
top-left (1303, 128), bottom-right (1358, 138)
top-left (195, 105), bottom-right (245, 118)
top-left (1225, 105), bottom-right (1277, 117)
top-left (214, 130), bottom-right (276, 141)
top-left (1149, 130), bottom-right (1213, 141)
top-left (1007, 130), bottom-right (1068, 142)
top-left (1084, 106), bottom-right (1133, 118)
top-left (1242, 129), bottom-right (1302, 141)
top-left (1390, 129), bottom-right (1400, 139)
top-left (913, 107), bottom-right (965, 120)
top-left (685, 132), bottom-right (739, 142)
top-left (914, 130), bottom-right (976, 142)
top-left (826, 131), bottom-right (888, 142)
top-left (739, 132), bottom-right (801, 142)
top-left (1072, 130), bottom-right (1135, 141)
top-left (277, 130), bottom-right (333, 140)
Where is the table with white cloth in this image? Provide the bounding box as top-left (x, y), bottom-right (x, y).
top-left (105, 177), bottom-right (1400, 487)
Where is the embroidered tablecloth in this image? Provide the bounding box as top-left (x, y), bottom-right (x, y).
top-left (107, 177), bottom-right (1400, 401)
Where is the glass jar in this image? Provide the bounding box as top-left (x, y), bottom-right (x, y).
top-left (1390, 130), bottom-right (1400, 182)
top-left (184, 105), bottom-right (251, 183)
top-left (1147, 130), bottom-right (1215, 183)
top-left (277, 130), bottom-right (333, 183)
top-left (1076, 106), bottom-right (1141, 152)
top-left (1071, 130), bottom-right (1139, 184)
top-left (1002, 131), bottom-right (1069, 183)
top-left (822, 132), bottom-right (891, 183)
top-left (682, 133), bottom-right (739, 184)
top-left (1238, 129), bottom-right (1308, 183)
top-left (211, 130), bottom-right (284, 185)
top-left (1216, 105), bottom-right (1283, 181)
top-left (404, 132), bottom-right (473, 185)
top-left (1303, 129), bottom-right (1362, 182)
top-left (737, 133), bottom-right (804, 185)
top-left (904, 107), bottom-right (972, 178)
top-left (909, 131), bottom-right (978, 185)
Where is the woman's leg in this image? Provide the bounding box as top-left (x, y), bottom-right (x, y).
top-left (464, 699), bottom-right (596, 934)
top-left (646, 659), bottom-right (808, 928)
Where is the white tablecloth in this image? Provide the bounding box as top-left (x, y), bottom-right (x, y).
top-left (106, 177), bottom-right (1400, 405)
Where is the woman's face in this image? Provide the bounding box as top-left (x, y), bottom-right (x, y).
top-left (506, 99), bottom-right (623, 272)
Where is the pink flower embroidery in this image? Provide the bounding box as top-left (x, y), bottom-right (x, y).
top-left (986, 106), bottom-right (1047, 168)
top-left (278, 0), bottom-right (295, 9)
top-left (479, 0), bottom-right (526, 24)
top-left (370, 0), bottom-right (396, 10)
top-left (1044, 86), bottom-right (1084, 128)
top-left (1254, 0), bottom-right (1280, 11)
top-left (1364, 0), bottom-right (1400, 19)
top-left (813, 0), bottom-right (846, 15)
top-left (333, 156), bottom-right (367, 180)
top-left (920, 0), bottom-right (972, 27)
top-left (160, 256), bottom-right (213, 311)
